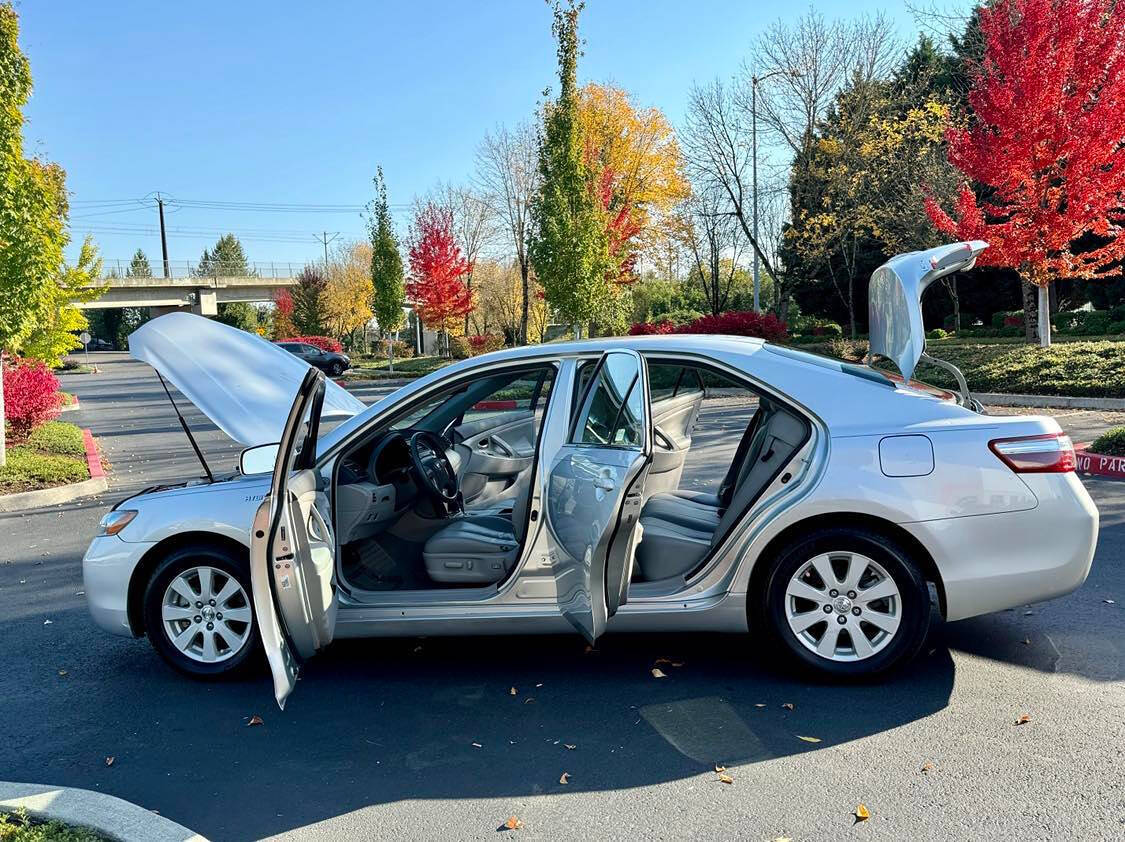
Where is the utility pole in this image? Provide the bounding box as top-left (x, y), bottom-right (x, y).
top-left (157, 193), bottom-right (170, 278)
top-left (316, 231), bottom-right (340, 276)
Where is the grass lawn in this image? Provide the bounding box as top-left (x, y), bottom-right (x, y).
top-left (344, 354), bottom-right (453, 379)
top-left (800, 337), bottom-right (1125, 398)
top-left (0, 421), bottom-right (89, 494)
top-left (0, 809), bottom-right (105, 841)
top-left (53, 361), bottom-right (94, 375)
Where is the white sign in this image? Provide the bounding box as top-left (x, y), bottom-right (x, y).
top-left (79, 331), bottom-right (91, 345)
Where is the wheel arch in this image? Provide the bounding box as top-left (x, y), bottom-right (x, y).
top-left (747, 512), bottom-right (946, 619)
top-left (127, 532), bottom-right (251, 636)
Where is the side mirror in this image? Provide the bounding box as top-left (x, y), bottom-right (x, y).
top-left (240, 442), bottom-right (280, 475)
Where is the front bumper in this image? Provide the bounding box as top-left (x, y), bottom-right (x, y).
top-left (904, 472), bottom-right (1099, 621)
top-left (82, 534), bottom-right (155, 637)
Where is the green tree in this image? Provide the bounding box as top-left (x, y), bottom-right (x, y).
top-left (127, 248), bottom-right (152, 277)
top-left (214, 302), bottom-right (260, 333)
top-left (0, 3), bottom-right (70, 465)
top-left (291, 266), bottom-right (327, 335)
top-left (529, 0), bottom-right (615, 336)
top-left (196, 234), bottom-right (251, 277)
top-left (19, 236), bottom-right (105, 366)
top-left (368, 166), bottom-right (406, 368)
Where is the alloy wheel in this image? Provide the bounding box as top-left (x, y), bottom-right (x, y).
top-left (161, 565), bottom-right (253, 664)
top-left (783, 551), bottom-right (901, 662)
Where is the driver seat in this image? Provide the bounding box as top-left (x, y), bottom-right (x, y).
top-left (422, 515), bottom-right (521, 584)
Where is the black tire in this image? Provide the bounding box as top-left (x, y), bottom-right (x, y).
top-left (754, 527), bottom-right (931, 679)
top-left (330, 361), bottom-right (346, 376)
top-left (142, 544), bottom-right (261, 679)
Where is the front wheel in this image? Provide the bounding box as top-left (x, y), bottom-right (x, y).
top-left (756, 527), bottom-right (931, 679)
top-left (142, 544), bottom-right (261, 679)
top-left (330, 361), bottom-right (346, 376)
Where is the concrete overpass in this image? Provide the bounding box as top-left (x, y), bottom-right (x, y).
top-left (78, 262), bottom-right (301, 316)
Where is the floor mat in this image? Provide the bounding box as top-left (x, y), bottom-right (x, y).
top-left (344, 534), bottom-right (429, 591)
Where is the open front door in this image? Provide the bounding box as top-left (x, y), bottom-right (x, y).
top-left (547, 350), bottom-right (651, 643)
top-left (249, 368), bottom-right (338, 709)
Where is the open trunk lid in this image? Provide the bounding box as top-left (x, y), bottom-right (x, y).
top-left (868, 240), bottom-right (988, 393)
top-left (129, 312), bottom-right (365, 448)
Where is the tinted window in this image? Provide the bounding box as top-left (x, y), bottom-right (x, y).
top-left (574, 352), bottom-right (644, 448)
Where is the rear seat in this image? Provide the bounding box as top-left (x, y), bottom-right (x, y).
top-left (635, 403), bottom-right (806, 582)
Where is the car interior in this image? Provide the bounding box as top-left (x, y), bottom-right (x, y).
top-left (329, 357), bottom-right (809, 597)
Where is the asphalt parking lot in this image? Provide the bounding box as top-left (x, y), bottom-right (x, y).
top-left (0, 352), bottom-right (1122, 840)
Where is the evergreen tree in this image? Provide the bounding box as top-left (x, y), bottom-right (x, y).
top-left (529, 0), bottom-right (614, 336)
top-left (291, 265), bottom-right (327, 335)
top-left (196, 234), bottom-right (251, 277)
top-left (368, 166), bottom-right (406, 366)
top-left (0, 3), bottom-right (69, 465)
top-left (127, 248), bottom-right (152, 278)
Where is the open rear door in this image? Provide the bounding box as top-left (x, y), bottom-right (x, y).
top-left (249, 368), bottom-right (338, 709)
top-left (546, 350), bottom-right (651, 643)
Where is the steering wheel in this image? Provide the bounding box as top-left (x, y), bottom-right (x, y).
top-left (407, 431), bottom-right (460, 509)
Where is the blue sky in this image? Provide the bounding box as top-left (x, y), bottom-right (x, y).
top-left (19, 1), bottom-right (918, 269)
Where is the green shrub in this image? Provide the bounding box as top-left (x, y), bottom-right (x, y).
top-left (1108, 320), bottom-right (1125, 335)
top-left (371, 338), bottom-right (414, 359)
top-left (1110, 304), bottom-right (1125, 322)
top-left (811, 320), bottom-right (843, 338)
top-left (999, 325), bottom-right (1022, 337)
top-left (660, 308), bottom-right (704, 326)
top-left (1055, 310), bottom-right (1110, 336)
top-left (0, 808), bottom-right (104, 841)
top-left (0, 447), bottom-right (89, 492)
top-left (1091, 427), bottom-right (1125, 456)
top-left (944, 313), bottom-right (975, 331)
top-left (25, 421), bottom-right (85, 456)
top-left (927, 328), bottom-right (950, 340)
top-left (824, 338), bottom-right (868, 362)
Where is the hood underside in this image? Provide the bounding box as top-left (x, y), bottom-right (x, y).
top-left (129, 312), bottom-right (366, 447)
top-left (868, 240), bottom-right (988, 384)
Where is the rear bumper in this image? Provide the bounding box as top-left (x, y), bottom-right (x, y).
top-left (904, 473), bottom-right (1098, 621)
top-left (82, 535), bottom-right (153, 637)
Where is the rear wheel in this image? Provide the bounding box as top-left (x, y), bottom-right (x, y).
top-left (142, 544), bottom-right (261, 679)
top-left (330, 360), bottom-right (346, 376)
top-left (757, 527), bottom-right (930, 678)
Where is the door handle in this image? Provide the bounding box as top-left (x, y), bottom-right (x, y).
top-left (594, 477), bottom-right (616, 491)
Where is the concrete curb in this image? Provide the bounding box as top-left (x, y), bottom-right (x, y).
top-left (0, 781), bottom-right (207, 842)
top-left (60, 399), bottom-right (81, 413)
top-left (976, 392), bottom-right (1125, 410)
top-left (0, 428), bottom-right (107, 513)
top-left (1075, 446), bottom-right (1125, 480)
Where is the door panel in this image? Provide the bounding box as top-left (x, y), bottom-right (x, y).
top-left (646, 389), bottom-right (704, 495)
top-left (248, 368), bottom-right (337, 710)
top-left (453, 411), bottom-right (536, 506)
top-left (546, 350), bottom-right (651, 643)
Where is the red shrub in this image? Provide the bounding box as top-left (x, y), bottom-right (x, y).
top-left (628, 320), bottom-right (676, 336)
top-left (1003, 315), bottom-right (1022, 328)
top-left (677, 311), bottom-right (788, 343)
top-left (468, 334), bottom-right (504, 354)
top-left (2, 356), bottom-right (62, 441)
top-left (278, 335), bottom-right (343, 353)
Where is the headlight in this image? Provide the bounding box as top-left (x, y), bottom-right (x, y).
top-left (96, 509), bottom-right (137, 537)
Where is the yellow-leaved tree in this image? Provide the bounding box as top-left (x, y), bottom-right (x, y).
top-left (19, 236), bottom-right (106, 366)
top-left (323, 241), bottom-right (374, 348)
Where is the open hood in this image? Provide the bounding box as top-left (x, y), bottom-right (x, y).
top-left (129, 312), bottom-right (365, 447)
top-left (868, 240), bottom-right (988, 384)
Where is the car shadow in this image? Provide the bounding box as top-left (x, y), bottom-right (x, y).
top-left (4, 624), bottom-right (954, 841)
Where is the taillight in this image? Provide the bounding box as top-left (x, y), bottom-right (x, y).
top-left (989, 433), bottom-right (1076, 473)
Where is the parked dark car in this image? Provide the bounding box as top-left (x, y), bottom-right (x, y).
top-left (274, 341), bottom-right (350, 375)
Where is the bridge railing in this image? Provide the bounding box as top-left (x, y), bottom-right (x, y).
top-left (99, 260), bottom-right (305, 280)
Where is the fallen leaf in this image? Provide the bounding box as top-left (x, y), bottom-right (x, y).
top-left (920, 762), bottom-right (935, 773)
top-left (509, 686), bottom-right (518, 696)
top-left (104, 756), bottom-right (114, 767)
top-left (797, 735), bottom-right (822, 743)
top-left (781, 703), bottom-right (795, 711)
top-left (653, 657), bottom-right (685, 668)
top-left (564, 744), bottom-right (576, 750)
top-left (1024, 611), bottom-right (1034, 616)
top-left (772, 837), bottom-right (792, 842)
top-left (651, 667), bottom-right (667, 679)
top-left (503, 815), bottom-right (523, 830)
top-left (1015, 713), bottom-right (1031, 725)
top-left (714, 764), bottom-right (726, 773)
top-left (1104, 598), bottom-right (1116, 604)
top-left (471, 741), bottom-right (483, 748)
top-left (57, 670), bottom-right (67, 677)
top-left (754, 703), bottom-right (767, 708)
top-left (247, 715), bottom-right (263, 727)
top-left (559, 771), bottom-right (570, 785)
top-left (523, 697), bottom-right (535, 704)
top-left (1022, 638), bottom-right (1031, 645)
top-left (717, 772), bottom-right (734, 785)
top-left (43, 619), bottom-right (53, 625)
top-left (535, 683), bottom-right (543, 688)
top-left (854, 804), bottom-right (870, 822)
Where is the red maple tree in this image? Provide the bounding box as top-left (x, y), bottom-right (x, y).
top-left (407, 202), bottom-right (474, 355)
top-left (924, 0), bottom-right (1125, 346)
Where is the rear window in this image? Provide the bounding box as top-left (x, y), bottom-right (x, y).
top-left (765, 344), bottom-right (894, 388)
